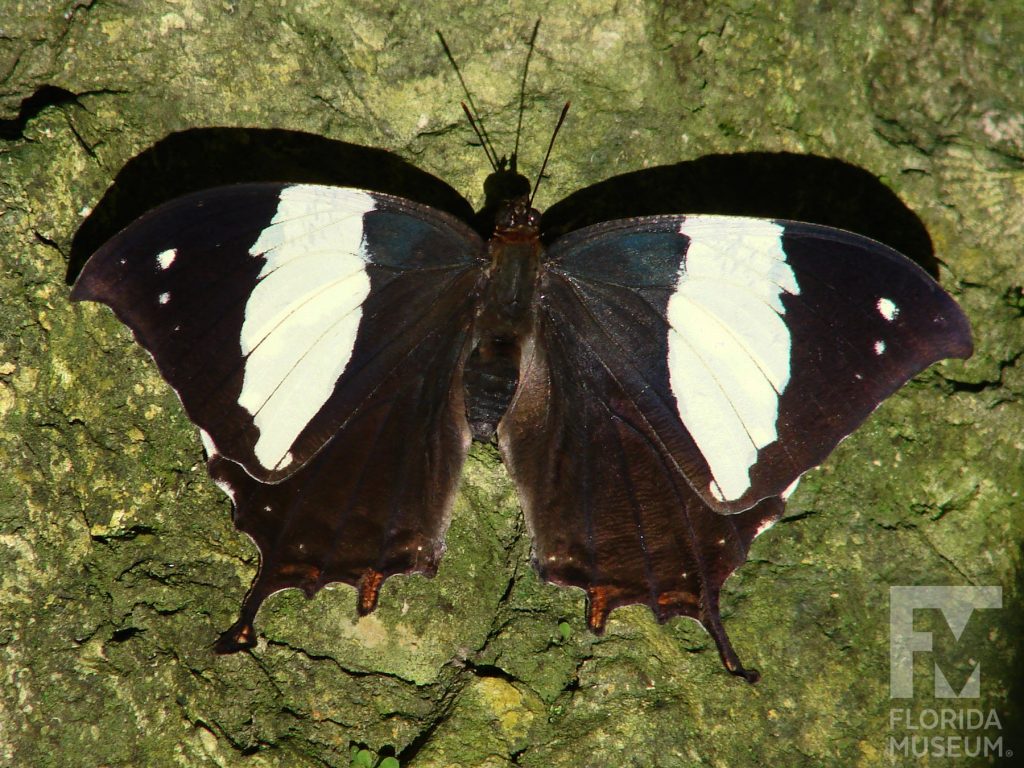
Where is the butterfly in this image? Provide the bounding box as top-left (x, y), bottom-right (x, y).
top-left (70, 40), bottom-right (972, 683)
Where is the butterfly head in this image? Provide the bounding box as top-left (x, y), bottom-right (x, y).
top-left (493, 195), bottom-right (542, 240)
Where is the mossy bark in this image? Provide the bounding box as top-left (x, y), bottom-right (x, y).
top-left (1, 1), bottom-right (1021, 766)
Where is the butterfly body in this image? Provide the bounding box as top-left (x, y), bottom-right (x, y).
top-left (72, 177), bottom-right (971, 680)
top-left (464, 195), bottom-right (543, 440)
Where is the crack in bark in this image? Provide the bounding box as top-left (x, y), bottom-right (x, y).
top-left (947, 349), bottom-right (1024, 395)
top-left (0, 84), bottom-right (125, 141)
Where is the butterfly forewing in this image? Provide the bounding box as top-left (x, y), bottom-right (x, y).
top-left (72, 184), bottom-right (487, 482)
top-left (532, 215), bottom-right (972, 516)
top-left (746, 221), bottom-right (973, 503)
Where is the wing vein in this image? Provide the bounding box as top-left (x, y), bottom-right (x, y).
top-left (543, 274), bottom-right (724, 500)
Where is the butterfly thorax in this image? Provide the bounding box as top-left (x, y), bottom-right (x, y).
top-left (486, 195), bottom-right (542, 319)
top-left (463, 195), bottom-right (544, 441)
top-left (493, 195), bottom-right (541, 237)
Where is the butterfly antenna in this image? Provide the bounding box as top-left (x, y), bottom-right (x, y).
top-left (513, 19), bottom-right (541, 175)
top-left (438, 30), bottom-right (500, 171)
top-left (530, 101), bottom-right (570, 206)
top-left (460, 102), bottom-right (498, 172)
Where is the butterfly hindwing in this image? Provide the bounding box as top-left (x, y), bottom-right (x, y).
top-left (73, 183), bottom-right (489, 649)
top-left (207, 273), bottom-right (479, 650)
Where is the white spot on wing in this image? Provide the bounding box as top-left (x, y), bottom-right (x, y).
top-left (213, 478), bottom-right (237, 503)
top-left (877, 297), bottom-right (899, 321)
top-left (753, 517), bottom-right (777, 539)
top-left (669, 216), bottom-right (800, 502)
top-left (157, 248), bottom-right (177, 270)
top-left (159, 292), bottom-right (170, 305)
top-left (874, 339), bottom-right (886, 355)
top-left (199, 429), bottom-right (217, 457)
top-left (238, 185), bottom-right (376, 471)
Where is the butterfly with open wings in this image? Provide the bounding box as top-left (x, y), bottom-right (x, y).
top-left (71, 36), bottom-right (971, 682)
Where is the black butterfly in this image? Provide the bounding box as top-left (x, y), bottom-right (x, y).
top-left (71, 53), bottom-right (972, 683)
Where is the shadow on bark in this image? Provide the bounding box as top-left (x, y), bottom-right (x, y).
top-left (68, 128), bottom-right (937, 283)
top-left (542, 152), bottom-right (938, 277)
